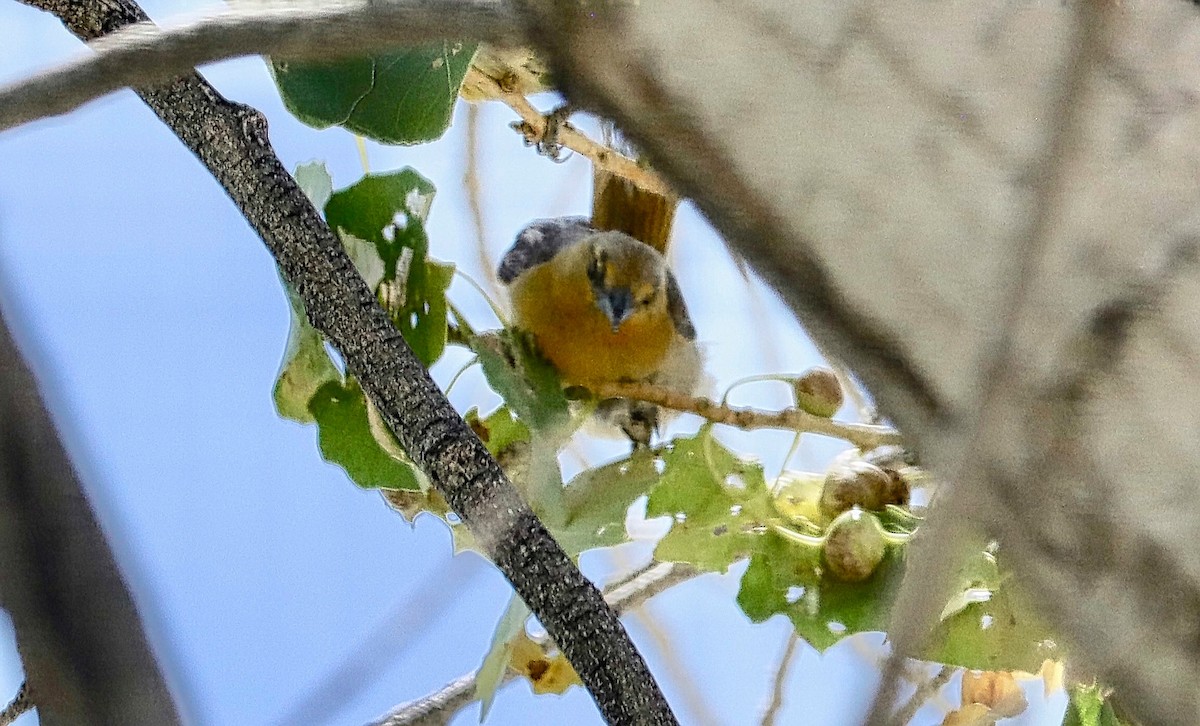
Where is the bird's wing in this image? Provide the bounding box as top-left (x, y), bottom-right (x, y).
top-left (665, 272), bottom-right (696, 340)
top-left (497, 216), bottom-right (595, 284)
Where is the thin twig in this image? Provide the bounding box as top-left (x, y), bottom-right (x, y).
top-left (593, 382), bottom-right (903, 450)
top-left (463, 103), bottom-right (503, 301)
top-left (629, 608), bottom-right (720, 725)
top-left (367, 562), bottom-right (700, 726)
top-left (465, 67), bottom-right (674, 197)
top-left (890, 665), bottom-right (955, 726)
top-left (759, 633), bottom-right (800, 726)
top-left (0, 683), bottom-right (33, 726)
top-left (0, 0), bottom-right (523, 133)
top-left (271, 561), bottom-right (483, 726)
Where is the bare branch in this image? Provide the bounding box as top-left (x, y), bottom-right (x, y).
top-left (0, 301), bottom-right (180, 723)
top-left (889, 665), bottom-right (955, 726)
top-left (465, 67), bottom-right (674, 197)
top-left (368, 562), bottom-right (700, 726)
top-left (759, 633), bottom-right (800, 726)
top-left (0, 683), bottom-right (33, 726)
top-left (593, 381), bottom-right (902, 449)
top-left (18, 0), bottom-right (675, 722)
top-left (0, 0), bottom-right (523, 133)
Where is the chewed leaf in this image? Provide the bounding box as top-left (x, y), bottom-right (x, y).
top-left (645, 428), bottom-right (774, 573)
top-left (737, 529), bottom-right (903, 652)
top-left (309, 379), bottom-right (422, 491)
top-left (325, 170), bottom-right (452, 365)
top-left (475, 594), bottom-right (531, 721)
top-left (271, 43), bottom-right (478, 145)
top-left (274, 282), bottom-right (339, 423)
top-left (472, 331), bottom-right (571, 435)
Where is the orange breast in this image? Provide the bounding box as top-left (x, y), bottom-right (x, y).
top-left (509, 263), bottom-right (674, 387)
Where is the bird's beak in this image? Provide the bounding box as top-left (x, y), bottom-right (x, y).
top-left (597, 288), bottom-right (634, 332)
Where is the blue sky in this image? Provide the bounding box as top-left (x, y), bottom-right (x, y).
top-left (0, 3), bottom-right (1069, 724)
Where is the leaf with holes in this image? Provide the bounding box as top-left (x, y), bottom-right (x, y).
top-left (645, 428), bottom-right (775, 573)
top-left (554, 450), bottom-right (660, 556)
top-left (309, 379), bottom-right (423, 491)
top-left (472, 330), bottom-right (571, 434)
top-left (274, 162), bottom-right (339, 422)
top-left (737, 528), bottom-right (904, 652)
top-left (324, 169), bottom-right (452, 366)
top-left (271, 43), bottom-right (477, 144)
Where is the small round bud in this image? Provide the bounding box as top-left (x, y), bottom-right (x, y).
top-left (819, 461), bottom-right (891, 519)
top-left (791, 367), bottom-right (843, 418)
top-left (823, 509), bottom-right (887, 582)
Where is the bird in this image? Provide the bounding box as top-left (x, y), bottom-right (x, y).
top-left (497, 216), bottom-right (701, 446)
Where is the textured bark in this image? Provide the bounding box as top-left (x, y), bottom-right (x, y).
top-left (514, 2), bottom-right (1200, 723)
top-left (17, 1), bottom-right (675, 723)
top-left (0, 302), bottom-right (180, 725)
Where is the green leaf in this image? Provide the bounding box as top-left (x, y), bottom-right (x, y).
top-left (1063, 684), bottom-right (1130, 726)
top-left (465, 406), bottom-right (531, 458)
top-left (295, 160), bottom-right (334, 210)
top-left (309, 379), bottom-right (423, 490)
top-left (274, 283), bottom-right (340, 423)
top-left (274, 161), bottom-right (340, 422)
top-left (924, 549), bottom-right (1060, 673)
top-left (271, 43), bottom-right (478, 145)
top-left (645, 429), bottom-right (775, 573)
top-left (554, 450), bottom-right (661, 556)
top-left (737, 529), bottom-right (903, 651)
top-left (472, 331), bottom-right (571, 434)
top-left (325, 170), bottom-right (452, 366)
top-left (475, 594), bottom-right (531, 722)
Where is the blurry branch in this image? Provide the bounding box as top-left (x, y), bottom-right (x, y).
top-left (627, 608), bottom-right (719, 725)
top-left (463, 103), bottom-right (503, 301)
top-left (272, 560), bottom-right (482, 726)
top-left (759, 633), bottom-right (800, 726)
top-left (0, 683), bottom-right (33, 726)
top-left (594, 382), bottom-right (902, 449)
top-left (889, 665), bottom-right (955, 726)
top-left (0, 0), bottom-right (523, 132)
top-left (20, 0), bottom-right (675, 722)
top-left (0, 303), bottom-right (180, 724)
top-left (368, 562), bottom-right (699, 726)
top-left (464, 67), bottom-right (674, 196)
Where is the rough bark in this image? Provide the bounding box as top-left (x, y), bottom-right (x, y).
top-left (16, 0), bottom-right (675, 723)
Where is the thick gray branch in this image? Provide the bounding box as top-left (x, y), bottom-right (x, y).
top-left (15, 0), bottom-right (674, 723)
top-left (0, 0), bottom-right (524, 132)
top-left (0, 299), bottom-right (180, 724)
top-left (369, 563), bottom-right (698, 726)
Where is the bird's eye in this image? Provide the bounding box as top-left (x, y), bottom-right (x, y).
top-left (588, 247), bottom-right (606, 283)
top-left (638, 290), bottom-right (657, 307)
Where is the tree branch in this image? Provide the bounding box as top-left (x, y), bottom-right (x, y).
top-left (593, 382), bottom-right (902, 450)
top-left (0, 299), bottom-right (180, 723)
top-left (462, 67), bottom-right (674, 197)
top-left (17, 0), bottom-right (674, 723)
top-left (0, 683), bottom-right (33, 726)
top-left (889, 665), bottom-right (954, 726)
top-left (0, 0), bottom-right (523, 132)
top-left (367, 562), bottom-right (698, 726)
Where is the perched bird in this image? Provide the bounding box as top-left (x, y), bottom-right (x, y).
top-left (498, 217), bottom-right (701, 445)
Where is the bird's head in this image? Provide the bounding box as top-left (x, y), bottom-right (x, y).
top-left (584, 231), bottom-right (669, 332)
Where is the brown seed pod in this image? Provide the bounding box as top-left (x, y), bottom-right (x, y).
top-left (791, 366), bottom-right (844, 418)
top-left (823, 509), bottom-right (887, 582)
top-left (819, 460), bottom-right (891, 519)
